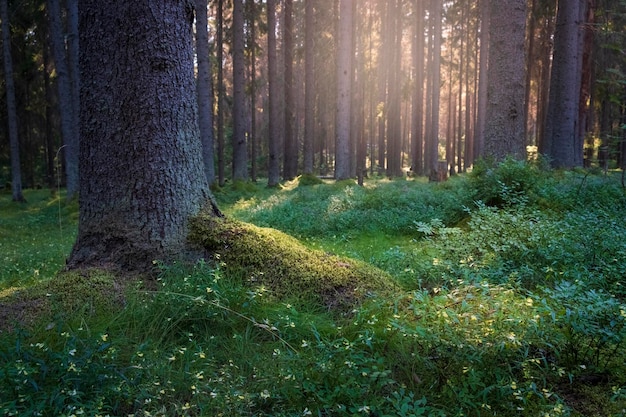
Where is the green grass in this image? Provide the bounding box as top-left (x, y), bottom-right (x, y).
top-left (0, 189), bottom-right (77, 289)
top-left (1, 165), bottom-right (626, 416)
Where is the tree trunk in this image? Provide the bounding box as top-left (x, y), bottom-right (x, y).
top-left (474, 0), bottom-right (489, 161)
top-left (69, 0), bottom-right (220, 271)
top-left (544, 0), bottom-right (586, 168)
top-left (216, 0), bottom-right (226, 187)
top-left (282, 0), bottom-right (297, 180)
top-left (48, 0), bottom-right (79, 198)
top-left (231, 0), bottom-right (248, 181)
top-left (267, 0), bottom-right (280, 187)
top-left (483, 0), bottom-right (527, 160)
top-left (411, 0), bottom-right (424, 175)
top-left (335, 0), bottom-right (353, 180)
top-left (1, 0), bottom-right (24, 202)
top-left (195, 0), bottom-right (216, 185)
top-left (303, 0), bottom-right (315, 175)
top-left (428, 0), bottom-right (442, 178)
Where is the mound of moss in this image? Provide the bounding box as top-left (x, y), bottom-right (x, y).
top-left (0, 269), bottom-right (124, 332)
top-left (189, 212), bottom-right (396, 311)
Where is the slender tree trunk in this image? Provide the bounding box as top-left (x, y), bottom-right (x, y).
top-left (411, 0), bottom-right (424, 175)
top-left (231, 0), bottom-right (248, 181)
top-left (386, 0), bottom-right (402, 178)
top-left (69, 0), bottom-right (220, 271)
top-left (303, 0), bottom-right (315, 175)
top-left (428, 0), bottom-right (442, 178)
top-left (335, 0), bottom-right (353, 180)
top-left (247, 0), bottom-right (258, 182)
top-left (267, 0), bottom-right (280, 186)
top-left (195, 0), bottom-right (216, 185)
top-left (48, 0), bottom-right (79, 198)
top-left (544, 0), bottom-right (586, 168)
top-left (282, 0), bottom-right (297, 180)
top-left (483, 0), bottom-right (527, 160)
top-left (1, 0), bottom-right (24, 202)
top-left (474, 0), bottom-right (489, 161)
top-left (216, 0), bottom-right (226, 186)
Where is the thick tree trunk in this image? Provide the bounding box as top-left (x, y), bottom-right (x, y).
top-left (335, 0), bottom-right (353, 180)
top-left (69, 0), bottom-right (220, 271)
top-left (483, 0), bottom-right (527, 160)
top-left (195, 0), bottom-right (216, 185)
top-left (1, 0), bottom-right (24, 202)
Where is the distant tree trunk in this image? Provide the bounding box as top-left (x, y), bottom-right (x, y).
top-left (267, 0), bottom-right (280, 187)
top-left (1, 0), bottom-right (24, 202)
top-left (231, 0), bottom-right (248, 181)
top-left (483, 0), bottom-right (527, 160)
top-left (386, 0), bottom-right (403, 178)
top-left (195, 0), bottom-right (216, 185)
top-left (474, 0), bottom-right (489, 160)
top-left (48, 0), bottom-right (79, 198)
top-left (43, 35), bottom-right (56, 189)
top-left (303, 0), bottom-right (315, 175)
top-left (544, 0), bottom-right (586, 168)
top-left (335, 0), bottom-right (353, 180)
top-left (282, 0), bottom-right (297, 180)
top-left (67, 0), bottom-right (79, 182)
top-left (69, 0), bottom-right (220, 271)
top-left (247, 0), bottom-right (258, 182)
top-left (428, 0), bottom-right (442, 178)
top-left (216, 0), bottom-right (225, 186)
top-left (411, 0), bottom-right (424, 175)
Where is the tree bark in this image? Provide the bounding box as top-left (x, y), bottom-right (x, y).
top-left (47, 0), bottom-right (79, 198)
top-left (474, 0), bottom-right (489, 161)
top-left (335, 0), bottom-right (353, 180)
top-left (411, 0), bottom-right (424, 175)
top-left (483, 0), bottom-right (527, 160)
top-left (231, 0), bottom-right (248, 181)
top-left (267, 0), bottom-right (280, 187)
top-left (1, 0), bottom-right (24, 202)
top-left (195, 0), bottom-right (216, 185)
top-left (303, 0), bottom-right (316, 175)
top-left (283, 0), bottom-right (297, 180)
top-left (544, 0), bottom-right (586, 168)
top-left (69, 0), bottom-right (220, 271)
top-left (216, 0), bottom-right (225, 186)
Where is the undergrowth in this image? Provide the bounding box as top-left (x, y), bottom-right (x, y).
top-left (2, 163), bottom-right (626, 416)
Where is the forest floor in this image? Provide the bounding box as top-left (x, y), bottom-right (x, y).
top-left (1, 159), bottom-right (626, 416)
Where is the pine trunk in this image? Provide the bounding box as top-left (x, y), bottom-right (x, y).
top-left (69, 0), bottom-right (219, 271)
top-left (1, 0), bottom-right (24, 202)
top-left (483, 0), bottom-right (527, 160)
top-left (335, 0), bottom-right (353, 180)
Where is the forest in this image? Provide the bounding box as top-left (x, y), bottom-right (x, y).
top-left (1, 0), bottom-right (626, 416)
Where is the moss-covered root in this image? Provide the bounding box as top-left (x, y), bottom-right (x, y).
top-left (189, 213), bottom-right (396, 312)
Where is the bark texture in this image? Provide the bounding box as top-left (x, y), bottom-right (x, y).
top-left (335, 0), bottom-right (353, 180)
top-left (69, 0), bottom-right (219, 271)
top-left (483, 0), bottom-right (527, 160)
top-left (195, 0), bottom-right (216, 184)
top-left (1, 0), bottom-right (24, 202)
top-left (544, 0), bottom-right (586, 168)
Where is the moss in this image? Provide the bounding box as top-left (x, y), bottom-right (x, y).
top-left (298, 174), bottom-right (324, 186)
top-left (189, 212), bottom-right (396, 312)
top-left (0, 269), bottom-right (126, 332)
